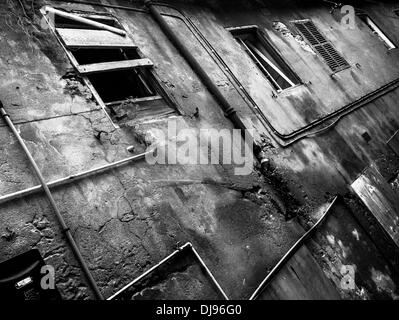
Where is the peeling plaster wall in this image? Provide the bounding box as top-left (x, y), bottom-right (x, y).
top-left (307, 199), bottom-right (399, 300)
top-left (188, 0), bottom-right (399, 299)
top-left (1, 0), bottom-right (399, 300)
top-left (183, 0), bottom-right (399, 196)
top-left (0, 0), bottom-right (303, 300)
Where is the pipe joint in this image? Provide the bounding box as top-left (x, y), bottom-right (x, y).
top-left (0, 106), bottom-right (9, 119)
top-left (224, 107), bottom-right (237, 118)
top-left (62, 227), bottom-right (71, 234)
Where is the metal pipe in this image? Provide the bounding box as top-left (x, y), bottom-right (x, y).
top-left (151, 2), bottom-right (399, 146)
top-left (0, 150), bottom-right (152, 205)
top-left (143, 0), bottom-right (247, 134)
top-left (52, 0), bottom-right (399, 147)
top-left (107, 243), bottom-right (191, 300)
top-left (189, 243), bottom-right (229, 300)
top-left (249, 196), bottom-right (339, 300)
top-left (51, 0), bottom-right (149, 13)
top-left (44, 5), bottom-right (127, 36)
top-left (107, 242), bottom-right (229, 300)
top-left (0, 103), bottom-right (104, 300)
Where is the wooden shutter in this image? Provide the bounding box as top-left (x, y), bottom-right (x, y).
top-left (56, 28), bottom-right (136, 48)
top-left (294, 20), bottom-right (350, 72)
top-left (77, 58), bottom-right (153, 75)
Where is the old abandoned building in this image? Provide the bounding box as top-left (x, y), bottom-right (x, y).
top-left (0, 0), bottom-right (399, 300)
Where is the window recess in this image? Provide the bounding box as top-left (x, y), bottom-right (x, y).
top-left (357, 13), bottom-right (396, 50)
top-left (42, 7), bottom-right (177, 127)
top-left (229, 26), bottom-right (301, 92)
top-left (293, 20), bottom-right (350, 73)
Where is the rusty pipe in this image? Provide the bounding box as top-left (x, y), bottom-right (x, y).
top-left (143, 0), bottom-right (247, 134)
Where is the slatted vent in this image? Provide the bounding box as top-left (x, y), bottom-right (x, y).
top-left (294, 20), bottom-right (350, 72)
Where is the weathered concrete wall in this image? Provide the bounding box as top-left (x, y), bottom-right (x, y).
top-left (182, 0), bottom-right (399, 299)
top-left (0, 0), bottom-right (303, 300)
top-left (1, 0), bottom-right (399, 300)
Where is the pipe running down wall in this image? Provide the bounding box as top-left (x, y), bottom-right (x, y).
top-left (51, 0), bottom-right (399, 148)
top-left (143, 0), bottom-right (247, 134)
top-left (0, 150), bottom-right (153, 205)
top-left (0, 102), bottom-right (104, 300)
top-left (48, 1), bottom-right (399, 149)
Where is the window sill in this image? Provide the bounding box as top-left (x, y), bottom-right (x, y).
top-left (105, 95), bottom-right (163, 106)
top-left (277, 83), bottom-right (303, 95)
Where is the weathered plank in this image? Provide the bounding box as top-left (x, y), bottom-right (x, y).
top-left (77, 58), bottom-right (153, 74)
top-left (109, 97), bottom-right (175, 124)
top-left (387, 129), bottom-right (399, 156)
top-left (352, 164), bottom-right (399, 247)
top-left (56, 28), bottom-right (135, 48)
top-left (47, 6), bottom-right (126, 36)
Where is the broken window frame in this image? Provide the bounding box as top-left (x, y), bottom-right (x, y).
top-left (228, 25), bottom-right (301, 93)
top-left (293, 19), bottom-right (350, 73)
top-left (357, 13), bottom-right (397, 50)
top-left (41, 7), bottom-right (179, 128)
top-left (53, 13), bottom-right (122, 30)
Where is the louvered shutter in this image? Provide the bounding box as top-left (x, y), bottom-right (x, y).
top-left (294, 20), bottom-right (350, 72)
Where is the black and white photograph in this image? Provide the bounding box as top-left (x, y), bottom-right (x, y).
top-left (0, 0), bottom-right (398, 314)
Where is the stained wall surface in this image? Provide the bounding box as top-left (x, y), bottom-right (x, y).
top-left (0, 0), bottom-right (399, 300)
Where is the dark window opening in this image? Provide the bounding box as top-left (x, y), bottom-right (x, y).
top-left (71, 48), bottom-right (141, 65)
top-left (88, 69), bottom-right (156, 103)
top-left (55, 14), bottom-right (122, 30)
top-left (71, 47), bottom-right (158, 104)
top-left (395, 9), bottom-right (399, 17)
top-left (357, 14), bottom-right (396, 50)
top-left (230, 26), bottom-right (300, 91)
top-left (47, 8), bottom-right (177, 123)
top-left (294, 20), bottom-right (350, 72)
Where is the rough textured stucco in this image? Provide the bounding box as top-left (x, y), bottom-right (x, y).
top-left (1, 0), bottom-right (399, 300)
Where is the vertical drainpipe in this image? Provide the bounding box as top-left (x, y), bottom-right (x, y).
top-left (143, 1), bottom-right (249, 135)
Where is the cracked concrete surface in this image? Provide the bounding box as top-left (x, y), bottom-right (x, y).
top-left (1, 0), bottom-right (399, 301)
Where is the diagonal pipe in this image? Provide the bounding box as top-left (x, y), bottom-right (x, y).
top-left (0, 102), bottom-right (104, 300)
top-left (107, 242), bottom-right (229, 300)
top-left (0, 150), bottom-right (152, 205)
